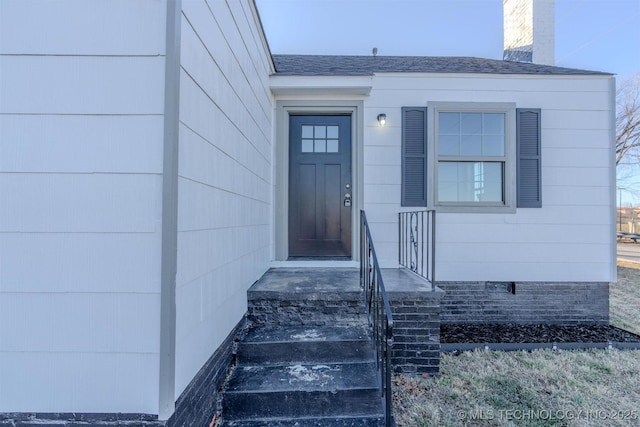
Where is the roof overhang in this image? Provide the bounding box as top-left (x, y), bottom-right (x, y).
top-left (270, 75), bottom-right (373, 97)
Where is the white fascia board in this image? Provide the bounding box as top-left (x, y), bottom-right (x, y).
top-left (248, 0), bottom-right (275, 74)
top-left (270, 75), bottom-right (373, 97)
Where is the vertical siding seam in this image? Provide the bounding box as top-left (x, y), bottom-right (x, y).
top-left (159, 0), bottom-right (182, 420)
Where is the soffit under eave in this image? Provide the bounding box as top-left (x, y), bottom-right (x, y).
top-left (269, 76), bottom-right (373, 97)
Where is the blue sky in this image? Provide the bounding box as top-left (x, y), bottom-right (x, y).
top-left (256, 0), bottom-right (640, 79)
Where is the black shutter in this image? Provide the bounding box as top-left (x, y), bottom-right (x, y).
top-left (402, 107), bottom-right (428, 206)
top-left (517, 108), bottom-right (542, 208)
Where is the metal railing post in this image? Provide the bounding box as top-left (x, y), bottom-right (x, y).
top-left (398, 210), bottom-right (436, 289)
top-left (360, 210), bottom-right (394, 427)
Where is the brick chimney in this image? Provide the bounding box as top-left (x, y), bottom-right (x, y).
top-left (503, 0), bottom-right (555, 65)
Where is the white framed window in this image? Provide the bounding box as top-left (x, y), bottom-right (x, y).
top-left (402, 104), bottom-right (540, 212)
top-left (430, 102), bottom-right (516, 213)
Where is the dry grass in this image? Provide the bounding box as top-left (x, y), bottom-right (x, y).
top-left (611, 261), bottom-right (640, 335)
top-left (394, 349), bottom-right (640, 426)
top-left (393, 263), bottom-right (640, 426)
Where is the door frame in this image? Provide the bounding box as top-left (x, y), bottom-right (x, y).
top-left (274, 100), bottom-right (364, 261)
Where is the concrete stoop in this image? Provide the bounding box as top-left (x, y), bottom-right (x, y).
top-left (220, 268), bottom-right (386, 426)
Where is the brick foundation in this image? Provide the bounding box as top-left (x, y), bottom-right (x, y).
top-left (388, 289), bottom-right (444, 375)
top-left (439, 281), bottom-right (609, 325)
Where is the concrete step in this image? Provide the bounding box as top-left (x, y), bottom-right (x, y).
top-left (247, 268), bottom-right (367, 327)
top-left (222, 362), bottom-right (383, 420)
top-left (237, 325), bottom-right (373, 364)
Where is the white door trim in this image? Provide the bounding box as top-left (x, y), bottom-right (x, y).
top-left (274, 100), bottom-right (364, 261)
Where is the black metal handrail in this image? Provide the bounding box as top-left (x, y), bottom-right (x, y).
top-left (360, 210), bottom-right (394, 427)
top-left (399, 210), bottom-right (436, 290)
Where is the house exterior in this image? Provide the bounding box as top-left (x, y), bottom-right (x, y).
top-left (0, 0), bottom-right (615, 425)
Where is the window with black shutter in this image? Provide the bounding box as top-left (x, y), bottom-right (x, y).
top-left (516, 108), bottom-right (542, 208)
top-left (401, 107), bottom-right (427, 206)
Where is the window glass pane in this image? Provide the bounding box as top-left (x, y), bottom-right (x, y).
top-left (483, 113), bottom-right (504, 135)
top-left (439, 112), bottom-right (460, 134)
top-left (438, 162), bottom-right (504, 203)
top-left (461, 113), bottom-right (482, 134)
top-left (326, 139), bottom-right (339, 153)
top-left (302, 126), bottom-right (313, 139)
top-left (314, 140), bottom-right (326, 152)
top-left (460, 135), bottom-right (482, 156)
top-left (326, 126), bottom-right (339, 138)
top-left (438, 181), bottom-right (458, 202)
top-left (482, 135), bottom-right (505, 156)
top-left (438, 162), bottom-right (459, 202)
top-left (439, 135), bottom-right (460, 156)
top-left (301, 139), bottom-right (314, 153)
top-left (479, 162), bottom-right (503, 201)
top-left (314, 126), bottom-right (326, 138)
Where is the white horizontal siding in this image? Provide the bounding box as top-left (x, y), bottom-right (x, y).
top-left (177, 225), bottom-right (270, 288)
top-left (544, 128), bottom-right (610, 149)
top-left (360, 73), bottom-right (614, 281)
top-left (175, 0), bottom-right (273, 400)
top-left (179, 125), bottom-right (270, 204)
top-left (0, 233), bottom-right (161, 293)
top-left (0, 1), bottom-right (166, 415)
top-left (0, 0), bottom-right (165, 55)
top-left (0, 56), bottom-right (164, 114)
top-left (179, 74), bottom-right (271, 180)
top-left (441, 223), bottom-right (611, 245)
top-left (0, 173), bottom-right (162, 232)
top-left (370, 74), bottom-right (611, 93)
top-left (0, 115), bottom-right (164, 173)
top-left (0, 352), bottom-right (158, 413)
top-left (0, 293), bottom-right (159, 353)
top-left (438, 261), bottom-right (612, 282)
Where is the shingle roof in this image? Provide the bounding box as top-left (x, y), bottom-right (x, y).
top-left (272, 55), bottom-right (610, 76)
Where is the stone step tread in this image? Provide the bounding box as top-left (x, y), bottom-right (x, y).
top-left (222, 415), bottom-right (385, 426)
top-left (224, 362), bottom-right (379, 394)
top-left (242, 325), bottom-right (371, 344)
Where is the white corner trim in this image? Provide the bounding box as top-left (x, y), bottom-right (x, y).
top-left (159, 0), bottom-right (181, 420)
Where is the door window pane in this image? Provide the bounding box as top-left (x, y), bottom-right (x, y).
top-left (302, 139), bottom-right (314, 152)
top-left (301, 124), bottom-right (340, 153)
top-left (326, 139), bottom-right (339, 153)
top-left (302, 126), bottom-right (314, 138)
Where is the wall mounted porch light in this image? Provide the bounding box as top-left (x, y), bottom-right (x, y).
top-left (377, 113), bottom-right (386, 126)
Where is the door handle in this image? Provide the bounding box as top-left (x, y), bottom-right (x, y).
top-left (344, 193), bottom-right (351, 207)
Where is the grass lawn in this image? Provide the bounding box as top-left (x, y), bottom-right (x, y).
top-left (611, 261), bottom-right (640, 336)
top-left (392, 263), bottom-right (640, 426)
